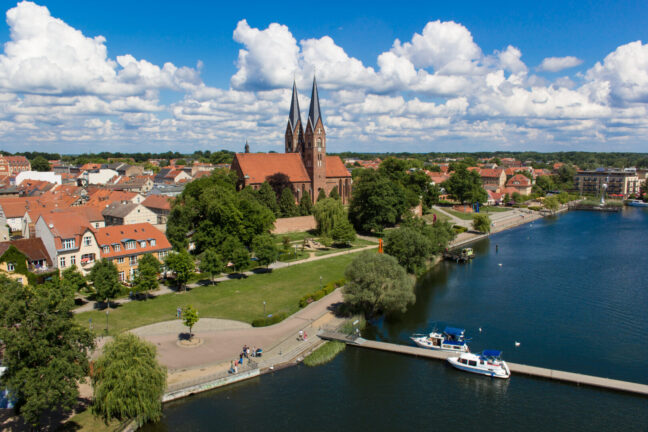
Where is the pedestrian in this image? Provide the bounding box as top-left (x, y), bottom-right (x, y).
top-left (234, 363), bottom-right (238, 374)
top-left (298, 330), bottom-right (304, 341)
top-left (176, 307), bottom-right (181, 318)
top-left (303, 331), bottom-right (308, 341)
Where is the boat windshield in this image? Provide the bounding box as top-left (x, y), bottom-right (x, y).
top-left (443, 327), bottom-right (466, 342)
top-left (481, 349), bottom-right (503, 360)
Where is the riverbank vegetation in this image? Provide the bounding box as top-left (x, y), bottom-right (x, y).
top-left (303, 341), bottom-right (346, 367)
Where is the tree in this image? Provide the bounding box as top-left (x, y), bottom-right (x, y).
top-left (443, 167), bottom-right (486, 204)
top-left (343, 252), bottom-right (415, 318)
top-left (174, 158), bottom-right (187, 166)
top-left (544, 196), bottom-right (560, 213)
top-left (535, 175), bottom-right (555, 193)
top-left (92, 334), bottom-right (166, 427)
top-left (384, 227), bottom-right (433, 274)
top-left (348, 170), bottom-right (409, 233)
top-left (199, 249), bottom-right (224, 284)
top-left (0, 277), bottom-right (94, 427)
top-left (329, 185), bottom-right (340, 200)
top-left (267, 172), bottom-right (291, 198)
top-left (278, 187), bottom-right (299, 217)
top-left (31, 155), bottom-right (51, 172)
top-left (472, 214), bottom-right (492, 233)
top-left (312, 197), bottom-right (346, 237)
top-left (164, 250), bottom-right (194, 290)
top-left (230, 244), bottom-right (251, 273)
top-left (88, 259), bottom-right (121, 304)
top-left (134, 253), bottom-right (161, 297)
top-left (299, 190), bottom-right (313, 215)
top-left (182, 305), bottom-right (199, 339)
top-left (252, 234), bottom-right (279, 268)
top-left (61, 265), bottom-right (87, 293)
top-left (331, 218), bottom-right (356, 246)
top-left (317, 188), bottom-right (327, 202)
top-left (258, 182), bottom-right (279, 215)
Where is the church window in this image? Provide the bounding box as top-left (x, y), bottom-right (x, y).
top-left (317, 138), bottom-right (322, 151)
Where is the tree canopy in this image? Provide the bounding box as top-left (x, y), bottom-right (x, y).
top-left (472, 214), bottom-right (492, 233)
top-left (252, 234), bottom-right (279, 268)
top-left (88, 259), bottom-right (122, 303)
top-left (199, 249), bottom-right (224, 283)
top-left (31, 155), bottom-right (51, 172)
top-left (0, 277), bottom-right (94, 427)
top-left (182, 305), bottom-right (199, 338)
top-left (313, 197), bottom-right (346, 237)
top-left (278, 187), bottom-right (299, 217)
top-left (343, 252), bottom-right (415, 318)
top-left (134, 253), bottom-right (161, 297)
top-left (92, 333), bottom-right (167, 427)
top-left (384, 227), bottom-right (434, 274)
top-left (61, 265), bottom-right (88, 293)
top-left (164, 250), bottom-right (194, 289)
top-left (298, 190), bottom-right (313, 215)
top-left (442, 167), bottom-right (487, 204)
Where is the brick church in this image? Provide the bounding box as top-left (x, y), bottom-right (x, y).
top-left (231, 78), bottom-right (352, 204)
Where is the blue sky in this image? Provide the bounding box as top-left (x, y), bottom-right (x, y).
top-left (0, 1), bottom-right (647, 153)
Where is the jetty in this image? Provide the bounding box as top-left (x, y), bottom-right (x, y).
top-left (318, 331), bottom-right (648, 396)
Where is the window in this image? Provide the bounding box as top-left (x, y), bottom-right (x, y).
top-left (159, 250), bottom-right (168, 259)
top-left (150, 239), bottom-right (156, 247)
top-left (71, 256), bottom-right (76, 265)
top-left (118, 271), bottom-right (125, 281)
top-left (81, 254), bottom-right (94, 264)
top-left (103, 246), bottom-right (110, 254)
top-left (114, 244), bottom-right (121, 252)
top-left (130, 256), bottom-right (137, 266)
top-left (84, 236), bottom-right (92, 246)
top-left (126, 241), bottom-right (136, 250)
top-left (317, 138), bottom-right (322, 151)
top-left (140, 241), bottom-right (146, 248)
top-left (468, 360), bottom-right (477, 367)
top-left (95, 223), bottom-right (100, 228)
top-left (117, 257), bottom-right (125, 264)
top-left (7, 263), bottom-right (15, 271)
top-left (62, 239), bottom-right (75, 250)
top-left (59, 257), bottom-right (66, 268)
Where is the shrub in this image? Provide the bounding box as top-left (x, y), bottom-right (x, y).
top-left (527, 206), bottom-right (542, 211)
top-left (251, 312), bottom-right (287, 327)
top-left (298, 279), bottom-right (346, 308)
top-left (453, 225), bottom-right (468, 233)
top-left (303, 341), bottom-right (346, 367)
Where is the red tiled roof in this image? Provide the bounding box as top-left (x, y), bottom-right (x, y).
top-left (234, 153), bottom-right (311, 184)
top-left (325, 156), bottom-right (351, 178)
top-left (80, 163), bottom-right (102, 171)
top-left (86, 189), bottom-right (138, 207)
top-left (4, 156), bottom-right (30, 166)
top-left (96, 223), bottom-right (172, 259)
top-left (479, 168), bottom-right (504, 178)
top-left (0, 238), bottom-right (52, 266)
top-left (142, 195), bottom-right (172, 211)
top-left (506, 174), bottom-right (531, 187)
top-left (38, 212), bottom-right (95, 250)
top-left (193, 171), bottom-right (211, 179)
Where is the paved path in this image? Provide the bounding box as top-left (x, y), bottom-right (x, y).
top-left (73, 243), bottom-right (377, 313)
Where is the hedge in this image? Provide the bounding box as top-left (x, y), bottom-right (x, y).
top-left (252, 312), bottom-right (287, 327)
top-left (453, 225), bottom-right (468, 234)
top-left (298, 279), bottom-right (346, 308)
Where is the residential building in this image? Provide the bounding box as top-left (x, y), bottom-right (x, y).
top-left (81, 169), bottom-right (118, 186)
top-left (154, 169), bottom-right (192, 185)
top-left (102, 202), bottom-right (157, 226)
top-left (0, 238), bottom-right (54, 285)
top-left (3, 156), bottom-right (32, 174)
top-left (15, 171), bottom-right (62, 186)
top-left (142, 195), bottom-right (172, 224)
top-left (231, 78), bottom-right (352, 203)
top-left (574, 169), bottom-right (640, 197)
top-left (95, 223), bottom-right (172, 282)
top-left (505, 174), bottom-right (533, 195)
top-left (478, 168), bottom-right (506, 192)
top-left (35, 213), bottom-right (100, 275)
top-left (104, 162), bottom-right (144, 177)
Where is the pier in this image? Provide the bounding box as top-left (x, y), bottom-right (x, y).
top-left (318, 331), bottom-right (648, 396)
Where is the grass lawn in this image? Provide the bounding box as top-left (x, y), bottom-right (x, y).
top-left (75, 253), bottom-right (360, 336)
top-left (274, 231), bottom-right (316, 244)
top-left (60, 410), bottom-right (126, 432)
top-left (423, 209), bottom-right (451, 223)
top-left (481, 206), bottom-right (513, 213)
top-left (445, 208), bottom-right (476, 220)
top-left (313, 238), bottom-right (377, 256)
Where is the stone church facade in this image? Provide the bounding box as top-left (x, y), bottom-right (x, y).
top-left (231, 78), bottom-right (352, 203)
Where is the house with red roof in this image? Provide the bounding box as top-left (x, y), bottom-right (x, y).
top-left (478, 168), bottom-right (506, 192)
top-left (505, 174), bottom-right (533, 195)
top-left (231, 78), bottom-right (352, 204)
top-left (142, 195), bottom-right (173, 225)
top-left (95, 223), bottom-right (171, 282)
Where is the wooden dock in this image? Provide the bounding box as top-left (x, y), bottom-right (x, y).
top-left (318, 331), bottom-right (648, 396)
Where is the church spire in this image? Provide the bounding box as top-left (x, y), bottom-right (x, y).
top-left (308, 76), bottom-right (322, 129)
top-left (244, 139), bottom-right (250, 153)
top-left (288, 80), bottom-right (302, 132)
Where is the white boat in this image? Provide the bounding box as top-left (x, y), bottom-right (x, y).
top-left (447, 350), bottom-right (511, 379)
top-left (411, 326), bottom-right (470, 353)
top-left (626, 199), bottom-right (648, 207)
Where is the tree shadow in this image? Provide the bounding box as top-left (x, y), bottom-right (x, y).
top-left (251, 268), bottom-right (272, 274)
top-left (226, 273), bottom-right (248, 279)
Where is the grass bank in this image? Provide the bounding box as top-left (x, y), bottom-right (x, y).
top-left (75, 253), bottom-right (358, 336)
top-left (303, 341), bottom-right (346, 367)
top-left (60, 410), bottom-right (127, 432)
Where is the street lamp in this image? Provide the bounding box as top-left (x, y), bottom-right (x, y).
top-left (263, 300), bottom-right (266, 316)
top-left (320, 275), bottom-right (323, 290)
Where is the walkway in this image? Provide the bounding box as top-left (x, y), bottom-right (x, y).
top-left (73, 243), bottom-right (377, 313)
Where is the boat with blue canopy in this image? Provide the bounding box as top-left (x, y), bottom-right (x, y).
top-left (447, 350), bottom-right (510, 379)
top-left (411, 326), bottom-right (470, 352)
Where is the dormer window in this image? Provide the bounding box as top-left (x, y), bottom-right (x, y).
top-left (125, 241), bottom-right (136, 250)
top-left (140, 241), bottom-right (146, 248)
top-left (62, 239), bottom-right (75, 250)
top-left (103, 246), bottom-right (110, 254)
top-left (150, 239), bottom-right (156, 247)
top-left (84, 236), bottom-right (92, 246)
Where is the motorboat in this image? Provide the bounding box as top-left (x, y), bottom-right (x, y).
top-left (411, 326), bottom-right (470, 352)
top-left (626, 199), bottom-right (648, 207)
top-left (447, 350), bottom-right (510, 379)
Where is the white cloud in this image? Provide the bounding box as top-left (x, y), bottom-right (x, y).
top-left (538, 56), bottom-right (583, 72)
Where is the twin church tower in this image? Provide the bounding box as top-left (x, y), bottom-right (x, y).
top-left (233, 77), bottom-right (351, 204)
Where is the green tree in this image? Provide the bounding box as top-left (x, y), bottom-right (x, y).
top-left (134, 253), bottom-right (161, 298)
top-left (230, 244), bottom-right (251, 273)
top-left (31, 155), bottom-right (51, 172)
top-left (557, 165), bottom-right (576, 187)
top-left (0, 277), bottom-right (94, 427)
top-left (174, 158), bottom-right (187, 166)
top-left (312, 197), bottom-right (346, 237)
top-left (544, 196), bottom-right (560, 213)
top-left (348, 170), bottom-right (409, 233)
top-left (61, 265), bottom-right (87, 293)
top-left (92, 334), bottom-right (166, 427)
top-left (258, 182), bottom-right (279, 215)
top-left (199, 249), bottom-right (224, 284)
top-left (343, 252), bottom-right (415, 318)
top-left (472, 213), bottom-right (492, 233)
top-left (252, 234), bottom-right (279, 268)
top-left (279, 187), bottom-right (299, 217)
top-left (443, 167), bottom-right (486, 204)
top-left (329, 185), bottom-right (340, 200)
top-left (317, 188), bottom-right (327, 202)
top-left (331, 218), bottom-right (356, 246)
top-left (298, 190), bottom-right (313, 215)
top-left (267, 172), bottom-right (292, 198)
top-left (535, 175), bottom-right (555, 193)
top-left (88, 259), bottom-right (121, 304)
top-left (384, 227), bottom-right (433, 274)
top-left (164, 250), bottom-right (194, 290)
top-left (182, 305), bottom-right (199, 339)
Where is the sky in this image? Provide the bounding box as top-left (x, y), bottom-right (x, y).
top-left (0, 0), bottom-right (648, 154)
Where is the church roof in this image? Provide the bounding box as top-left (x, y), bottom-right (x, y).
top-left (234, 153), bottom-right (311, 184)
top-left (288, 81), bottom-right (302, 132)
top-left (325, 156), bottom-right (351, 178)
top-left (308, 77), bottom-right (322, 129)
